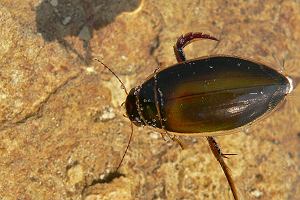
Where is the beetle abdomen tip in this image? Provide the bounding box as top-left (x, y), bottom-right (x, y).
top-left (286, 76), bottom-right (294, 94)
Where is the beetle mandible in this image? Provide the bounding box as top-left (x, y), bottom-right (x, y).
top-left (96, 32), bottom-right (293, 200)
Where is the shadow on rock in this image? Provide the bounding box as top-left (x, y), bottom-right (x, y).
top-left (36, 0), bottom-right (141, 64)
top-left (81, 170), bottom-right (125, 197)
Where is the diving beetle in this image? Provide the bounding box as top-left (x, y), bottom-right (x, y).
top-left (96, 32), bottom-right (293, 200)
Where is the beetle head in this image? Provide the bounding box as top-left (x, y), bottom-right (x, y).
top-left (125, 88), bottom-right (145, 127)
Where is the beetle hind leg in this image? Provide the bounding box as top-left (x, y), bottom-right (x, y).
top-left (207, 136), bottom-right (239, 200)
top-left (173, 32), bottom-right (219, 62)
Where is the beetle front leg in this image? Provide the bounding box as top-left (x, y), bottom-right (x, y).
top-left (173, 32), bottom-right (219, 62)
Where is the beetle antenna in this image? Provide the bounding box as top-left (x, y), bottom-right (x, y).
top-left (94, 58), bottom-right (129, 95)
top-left (116, 121), bottom-right (134, 171)
top-left (94, 58), bottom-right (133, 171)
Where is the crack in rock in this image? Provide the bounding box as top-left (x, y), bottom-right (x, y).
top-left (0, 73), bottom-right (81, 132)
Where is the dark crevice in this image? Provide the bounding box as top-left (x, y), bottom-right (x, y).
top-left (149, 35), bottom-right (161, 67)
top-left (149, 35), bottom-right (160, 56)
top-left (148, 24), bottom-right (164, 67)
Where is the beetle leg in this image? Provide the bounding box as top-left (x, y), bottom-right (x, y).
top-left (170, 134), bottom-right (185, 149)
top-left (173, 32), bottom-right (219, 62)
top-left (154, 129), bottom-right (185, 149)
top-left (207, 136), bottom-right (239, 200)
top-left (159, 131), bottom-right (168, 141)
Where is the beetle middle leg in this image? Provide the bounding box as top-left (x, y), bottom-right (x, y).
top-left (173, 32), bottom-right (219, 62)
top-left (154, 129), bottom-right (185, 149)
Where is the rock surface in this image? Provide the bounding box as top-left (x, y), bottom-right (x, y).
top-left (0, 0), bottom-right (300, 199)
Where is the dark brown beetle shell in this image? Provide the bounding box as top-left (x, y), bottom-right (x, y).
top-left (126, 55), bottom-right (291, 134)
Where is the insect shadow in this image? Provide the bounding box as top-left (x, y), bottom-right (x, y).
top-left (35, 0), bottom-right (141, 64)
top-left (81, 171), bottom-right (125, 197)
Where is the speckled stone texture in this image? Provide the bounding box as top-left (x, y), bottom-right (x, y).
top-left (0, 0), bottom-right (299, 199)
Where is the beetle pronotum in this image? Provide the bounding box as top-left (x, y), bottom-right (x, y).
top-left (96, 32), bottom-right (294, 200)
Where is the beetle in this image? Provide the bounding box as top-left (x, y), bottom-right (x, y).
top-left (96, 32), bottom-right (293, 200)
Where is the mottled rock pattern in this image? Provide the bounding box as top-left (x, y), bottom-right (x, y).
top-left (0, 0), bottom-right (299, 199)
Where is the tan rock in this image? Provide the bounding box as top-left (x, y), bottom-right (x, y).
top-left (0, 0), bottom-right (299, 199)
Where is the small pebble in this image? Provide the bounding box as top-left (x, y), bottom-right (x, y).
top-left (79, 26), bottom-right (91, 41)
top-left (62, 16), bottom-right (72, 25)
top-left (98, 107), bottom-right (116, 122)
top-left (250, 188), bottom-right (263, 198)
top-left (49, 0), bottom-right (58, 7)
top-left (149, 131), bottom-right (160, 139)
